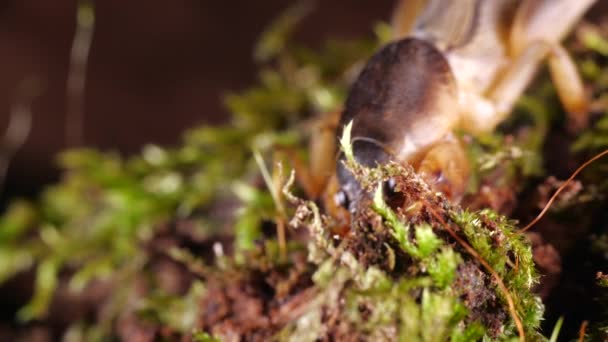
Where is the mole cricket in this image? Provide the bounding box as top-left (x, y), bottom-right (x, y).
top-left (301, 0), bottom-right (597, 216)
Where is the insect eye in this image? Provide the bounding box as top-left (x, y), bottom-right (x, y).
top-left (334, 190), bottom-right (350, 209)
top-left (384, 177), bottom-right (397, 196)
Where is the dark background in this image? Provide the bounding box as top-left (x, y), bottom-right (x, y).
top-left (0, 0), bottom-right (393, 203)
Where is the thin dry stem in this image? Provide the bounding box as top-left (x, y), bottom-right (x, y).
top-left (521, 148), bottom-right (608, 232)
top-left (578, 320), bottom-right (588, 342)
top-left (66, 0), bottom-right (94, 147)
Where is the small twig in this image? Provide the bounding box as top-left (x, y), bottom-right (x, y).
top-left (66, 0), bottom-right (95, 147)
top-left (578, 320), bottom-right (588, 342)
top-left (521, 148), bottom-right (608, 232)
top-left (282, 170), bottom-right (334, 256)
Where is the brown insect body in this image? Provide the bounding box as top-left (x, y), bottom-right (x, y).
top-left (332, 0), bottom-right (596, 211)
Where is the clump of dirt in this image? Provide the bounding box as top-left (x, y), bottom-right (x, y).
top-left (198, 246), bottom-right (314, 341)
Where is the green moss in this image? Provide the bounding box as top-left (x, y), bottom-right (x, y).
top-left (192, 331), bottom-right (221, 342)
top-left (325, 127), bottom-right (544, 339)
top-left (452, 209), bottom-right (543, 334)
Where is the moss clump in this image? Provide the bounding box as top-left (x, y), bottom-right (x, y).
top-left (289, 125), bottom-right (544, 340)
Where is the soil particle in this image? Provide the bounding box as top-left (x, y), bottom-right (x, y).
top-left (527, 232), bottom-right (562, 299)
top-left (198, 249), bottom-right (315, 340)
top-left (453, 261), bottom-right (506, 337)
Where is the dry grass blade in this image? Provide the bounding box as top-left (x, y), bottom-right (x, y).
top-left (66, 0), bottom-right (94, 147)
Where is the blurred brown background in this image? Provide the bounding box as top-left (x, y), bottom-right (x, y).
top-left (0, 0), bottom-right (393, 204)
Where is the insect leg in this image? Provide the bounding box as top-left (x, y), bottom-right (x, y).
top-left (485, 41), bottom-right (588, 133)
top-left (507, 0), bottom-right (594, 130)
top-left (547, 44), bottom-right (589, 131)
top-left (510, 0), bottom-right (596, 56)
top-left (307, 110), bottom-right (340, 198)
top-left (487, 40), bottom-right (551, 122)
top-left (417, 137), bottom-right (470, 202)
top-left (391, 0), bottom-right (428, 39)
